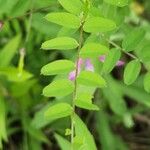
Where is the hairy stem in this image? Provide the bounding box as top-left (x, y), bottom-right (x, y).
top-left (71, 23), bottom-right (84, 148)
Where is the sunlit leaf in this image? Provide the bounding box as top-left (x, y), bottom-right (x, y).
top-left (58, 0), bottom-right (83, 15)
top-left (43, 79), bottom-right (74, 97)
top-left (41, 59), bottom-right (75, 76)
top-left (80, 43), bottom-right (109, 58)
top-left (74, 114), bottom-right (97, 150)
top-left (44, 103), bottom-right (72, 120)
top-left (83, 17), bottom-right (116, 33)
top-left (77, 71), bottom-right (106, 87)
top-left (41, 37), bottom-right (79, 50)
top-left (45, 12), bottom-right (80, 29)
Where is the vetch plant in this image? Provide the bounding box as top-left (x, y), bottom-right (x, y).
top-left (40, 0), bottom-right (147, 149)
top-left (0, 0), bottom-right (150, 149)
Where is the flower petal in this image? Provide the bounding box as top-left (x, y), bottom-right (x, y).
top-left (85, 59), bottom-right (94, 71)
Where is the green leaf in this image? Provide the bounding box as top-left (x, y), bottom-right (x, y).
top-left (0, 96), bottom-right (7, 149)
top-left (77, 71), bottom-right (106, 87)
top-left (144, 72), bottom-right (150, 93)
top-left (80, 43), bottom-right (109, 58)
top-left (58, 0), bottom-right (83, 15)
top-left (55, 133), bottom-right (71, 150)
top-left (75, 93), bottom-right (99, 110)
top-left (43, 79), bottom-right (74, 97)
top-left (0, 35), bottom-right (21, 67)
top-left (83, 17), bottom-right (116, 33)
top-left (122, 28), bottom-right (145, 52)
top-left (74, 114), bottom-right (97, 150)
top-left (102, 48), bottom-right (121, 74)
top-left (41, 59), bottom-right (75, 76)
top-left (73, 136), bottom-right (84, 150)
top-left (104, 0), bottom-right (128, 7)
top-left (41, 37), bottom-right (79, 50)
top-left (44, 103), bottom-right (72, 120)
top-left (45, 12), bottom-right (80, 29)
top-left (118, 82), bottom-right (150, 107)
top-left (0, 67), bottom-right (33, 82)
top-left (124, 60), bottom-right (141, 85)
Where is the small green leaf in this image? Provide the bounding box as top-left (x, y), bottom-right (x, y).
top-left (58, 0), bottom-right (83, 15)
top-left (45, 12), bottom-right (80, 29)
top-left (0, 35), bottom-right (21, 67)
top-left (80, 43), bottom-right (109, 58)
top-left (0, 67), bottom-right (33, 82)
top-left (83, 17), bottom-right (116, 33)
top-left (41, 37), bottom-right (79, 50)
top-left (102, 48), bottom-right (121, 74)
top-left (43, 79), bottom-right (74, 97)
top-left (77, 71), bottom-right (106, 87)
top-left (144, 72), bottom-right (150, 93)
top-left (124, 60), bottom-right (141, 85)
top-left (75, 100), bottom-right (99, 111)
top-left (75, 93), bottom-right (99, 110)
top-left (104, 0), bottom-right (128, 7)
top-left (44, 103), bottom-right (72, 120)
top-left (41, 60), bottom-right (75, 76)
top-left (55, 133), bottom-right (71, 150)
top-left (122, 28), bottom-right (145, 52)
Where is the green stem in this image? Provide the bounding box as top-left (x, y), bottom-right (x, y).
top-left (102, 34), bottom-right (142, 62)
top-left (71, 23), bottom-right (84, 149)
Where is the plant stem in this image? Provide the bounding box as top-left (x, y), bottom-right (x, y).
top-left (71, 23), bottom-right (84, 149)
top-left (102, 34), bottom-right (142, 62)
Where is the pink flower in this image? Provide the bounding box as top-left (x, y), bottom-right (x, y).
top-left (69, 55), bottom-right (124, 81)
top-left (99, 55), bottom-right (124, 66)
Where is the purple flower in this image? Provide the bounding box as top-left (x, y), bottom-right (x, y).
top-left (85, 59), bottom-right (94, 71)
top-left (69, 58), bottom-right (83, 81)
top-left (69, 55), bottom-right (124, 81)
top-left (99, 55), bottom-right (124, 66)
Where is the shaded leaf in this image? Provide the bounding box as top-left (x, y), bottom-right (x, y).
top-left (104, 0), bottom-right (128, 7)
top-left (102, 48), bottom-right (121, 74)
top-left (0, 67), bottom-right (33, 82)
top-left (144, 72), bottom-right (150, 93)
top-left (122, 28), bottom-right (145, 51)
top-left (55, 133), bottom-right (71, 150)
top-left (0, 35), bottom-right (21, 67)
top-left (124, 60), bottom-right (141, 85)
